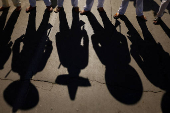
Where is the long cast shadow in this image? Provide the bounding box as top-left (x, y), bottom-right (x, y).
top-left (120, 15), bottom-right (170, 112)
top-left (159, 19), bottom-right (170, 39)
top-left (136, 18), bottom-right (170, 113)
top-left (122, 16), bottom-right (170, 90)
top-left (55, 9), bottom-right (91, 100)
top-left (0, 8), bottom-right (9, 34)
top-left (3, 9), bottom-right (53, 112)
top-left (87, 11), bottom-right (143, 104)
top-left (0, 9), bottom-right (20, 70)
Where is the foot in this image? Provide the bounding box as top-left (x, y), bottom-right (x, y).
top-left (54, 7), bottom-right (63, 13)
top-left (137, 15), bottom-right (147, 21)
top-left (46, 5), bottom-right (53, 12)
top-left (73, 7), bottom-right (80, 13)
top-left (0, 6), bottom-right (9, 11)
top-left (15, 6), bottom-right (21, 11)
top-left (97, 7), bottom-right (104, 12)
top-left (113, 13), bottom-right (123, 19)
top-left (80, 10), bottom-right (90, 15)
top-left (26, 6), bottom-right (36, 12)
top-left (153, 17), bottom-right (161, 25)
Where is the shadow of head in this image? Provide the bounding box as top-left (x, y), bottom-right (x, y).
top-left (105, 65), bottom-right (143, 105)
top-left (55, 74), bottom-right (91, 100)
top-left (3, 80), bottom-right (39, 112)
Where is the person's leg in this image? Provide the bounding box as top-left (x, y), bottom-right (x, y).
top-left (44, 0), bottom-right (53, 11)
top-left (97, 0), bottom-right (104, 11)
top-left (97, 0), bottom-right (104, 8)
top-left (71, 0), bottom-right (78, 7)
top-left (157, 0), bottom-right (170, 17)
top-left (26, 0), bottom-right (36, 12)
top-left (12, 0), bottom-right (21, 11)
top-left (29, 0), bottom-right (36, 7)
top-left (136, 0), bottom-right (143, 16)
top-left (44, 0), bottom-right (51, 6)
top-left (57, 0), bottom-right (64, 7)
top-left (154, 0), bottom-right (170, 24)
top-left (84, 0), bottom-right (94, 11)
top-left (2, 0), bottom-right (9, 7)
top-left (72, 0), bottom-right (79, 12)
top-left (12, 0), bottom-right (21, 7)
top-left (136, 0), bottom-right (147, 21)
top-left (54, 0), bottom-right (64, 13)
top-left (118, 0), bottom-right (129, 15)
top-left (80, 0), bottom-right (94, 15)
top-left (114, 0), bottom-right (129, 19)
top-left (0, 0), bottom-right (9, 11)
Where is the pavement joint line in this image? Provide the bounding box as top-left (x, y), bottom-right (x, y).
top-left (89, 79), bottom-right (106, 84)
top-left (30, 79), bottom-right (55, 84)
top-left (0, 77), bottom-right (164, 93)
top-left (143, 90), bottom-right (163, 93)
top-left (0, 78), bottom-right (15, 82)
top-left (31, 79), bottom-right (164, 93)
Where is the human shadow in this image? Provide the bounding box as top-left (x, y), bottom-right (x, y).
top-left (120, 15), bottom-right (170, 112)
top-left (87, 11), bottom-right (143, 104)
top-left (0, 8), bottom-right (9, 34)
top-left (0, 9), bottom-right (20, 69)
top-left (136, 17), bottom-right (170, 113)
top-left (3, 9), bottom-right (53, 112)
top-left (55, 8), bottom-right (91, 100)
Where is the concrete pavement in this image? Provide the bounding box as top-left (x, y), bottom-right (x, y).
top-left (0, 0), bottom-right (170, 113)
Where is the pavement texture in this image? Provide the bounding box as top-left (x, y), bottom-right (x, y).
top-left (0, 0), bottom-right (170, 113)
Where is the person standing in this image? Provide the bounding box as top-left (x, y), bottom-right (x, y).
top-left (0, 0), bottom-right (21, 11)
top-left (54, 0), bottom-right (79, 13)
top-left (80, 0), bottom-right (105, 15)
top-left (26, 0), bottom-right (53, 12)
top-left (153, 0), bottom-right (170, 24)
top-left (113, 0), bottom-right (147, 21)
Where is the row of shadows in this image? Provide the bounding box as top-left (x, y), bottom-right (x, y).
top-left (0, 3), bottom-right (170, 113)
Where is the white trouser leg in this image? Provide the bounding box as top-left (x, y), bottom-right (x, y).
top-left (29, 0), bottom-right (36, 7)
top-left (157, 0), bottom-right (170, 17)
top-left (118, 0), bottom-right (129, 15)
top-left (44, 0), bottom-right (51, 6)
top-left (12, 0), bottom-right (21, 7)
top-left (136, 0), bottom-right (143, 16)
top-left (57, 0), bottom-right (64, 7)
top-left (2, 0), bottom-right (9, 7)
top-left (97, 0), bottom-right (104, 8)
top-left (71, 0), bottom-right (78, 7)
top-left (84, 0), bottom-right (94, 11)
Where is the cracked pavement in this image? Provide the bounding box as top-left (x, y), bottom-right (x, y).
top-left (0, 0), bottom-right (170, 113)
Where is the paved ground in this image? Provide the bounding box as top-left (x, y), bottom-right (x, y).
top-left (0, 0), bottom-right (170, 113)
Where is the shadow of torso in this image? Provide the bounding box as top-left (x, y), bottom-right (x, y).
top-left (55, 9), bottom-right (91, 100)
